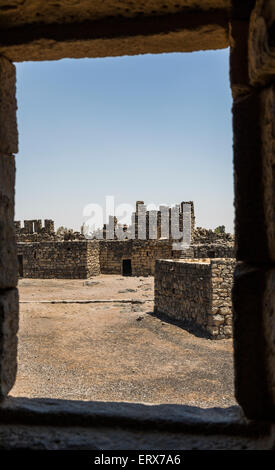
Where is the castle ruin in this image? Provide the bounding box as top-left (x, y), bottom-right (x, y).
top-left (15, 202), bottom-right (235, 339)
top-left (15, 201), bottom-right (234, 279)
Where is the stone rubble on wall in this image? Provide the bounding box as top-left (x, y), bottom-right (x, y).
top-left (14, 219), bottom-right (86, 242)
top-left (193, 227), bottom-right (234, 244)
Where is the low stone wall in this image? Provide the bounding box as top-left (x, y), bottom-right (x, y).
top-left (17, 241), bottom-right (100, 279)
top-left (154, 258), bottom-right (235, 339)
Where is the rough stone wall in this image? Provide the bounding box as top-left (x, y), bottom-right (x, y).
top-left (17, 241), bottom-right (99, 279)
top-left (0, 3), bottom-right (230, 63)
top-left (173, 243), bottom-right (235, 259)
top-left (16, 236), bottom-right (235, 279)
top-left (154, 259), bottom-right (212, 333)
top-left (14, 219), bottom-right (86, 242)
top-left (99, 239), bottom-right (172, 276)
top-left (132, 240), bottom-right (172, 276)
top-left (0, 55), bottom-right (18, 399)
top-left (86, 241), bottom-right (101, 277)
top-left (209, 258), bottom-right (235, 338)
top-left (193, 243), bottom-right (235, 258)
top-left (154, 258), bottom-right (235, 339)
top-left (14, 219), bottom-right (55, 236)
top-left (193, 227), bottom-right (234, 244)
top-left (99, 240), bottom-right (132, 274)
top-left (230, 0), bottom-right (275, 420)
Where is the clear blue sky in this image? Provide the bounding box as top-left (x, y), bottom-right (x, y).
top-left (15, 49), bottom-right (234, 233)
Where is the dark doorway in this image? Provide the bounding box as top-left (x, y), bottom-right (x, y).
top-left (18, 255), bottom-right (24, 277)
top-left (208, 250), bottom-right (216, 258)
top-left (122, 259), bottom-right (132, 276)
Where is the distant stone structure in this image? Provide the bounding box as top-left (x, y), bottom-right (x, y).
top-left (15, 204), bottom-right (235, 338)
top-left (100, 201), bottom-right (195, 242)
top-left (15, 203), bottom-right (234, 279)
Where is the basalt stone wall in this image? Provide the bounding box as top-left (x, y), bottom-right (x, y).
top-left (154, 258), bottom-right (235, 339)
top-left (17, 241), bottom-right (100, 279)
top-left (99, 240), bottom-right (132, 275)
top-left (99, 239), bottom-right (173, 276)
top-left (131, 240), bottom-right (172, 276)
top-left (87, 240), bottom-right (101, 277)
top-left (193, 243), bottom-right (235, 258)
top-left (193, 227), bottom-right (234, 244)
top-left (173, 243), bottom-right (235, 259)
top-left (230, 0), bottom-right (275, 420)
top-left (0, 56), bottom-right (18, 398)
top-left (17, 238), bottom-right (235, 279)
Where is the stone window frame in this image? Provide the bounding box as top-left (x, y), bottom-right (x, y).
top-left (0, 0), bottom-right (274, 448)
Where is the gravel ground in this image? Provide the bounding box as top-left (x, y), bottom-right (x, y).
top-left (11, 276), bottom-right (236, 407)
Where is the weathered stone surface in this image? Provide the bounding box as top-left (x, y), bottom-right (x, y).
top-left (0, 288), bottom-right (18, 398)
top-left (0, 0), bottom-right (231, 28)
top-left (154, 258), bottom-right (235, 339)
top-left (0, 9), bottom-right (229, 62)
top-left (17, 241), bottom-right (100, 279)
top-left (229, 19), bottom-right (252, 99)
top-left (248, 0), bottom-right (275, 86)
top-left (0, 398), bottom-right (272, 450)
top-left (1, 423), bottom-right (272, 450)
top-left (233, 85), bottom-right (275, 263)
top-left (263, 269), bottom-right (275, 412)
top-left (233, 263), bottom-right (275, 420)
top-left (0, 57), bottom-right (18, 154)
top-left (0, 397), bottom-right (250, 432)
top-left (0, 154), bottom-right (17, 289)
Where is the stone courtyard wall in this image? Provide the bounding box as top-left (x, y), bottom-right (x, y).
top-left (173, 243), bottom-right (235, 259)
top-left (154, 258), bottom-right (235, 339)
top-left (99, 240), bottom-right (172, 276)
top-left (131, 240), bottom-right (172, 276)
top-left (86, 241), bottom-right (101, 277)
top-left (17, 238), bottom-right (234, 279)
top-left (17, 241), bottom-right (100, 279)
top-left (99, 240), bottom-right (132, 274)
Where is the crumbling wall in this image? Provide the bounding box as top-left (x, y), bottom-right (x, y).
top-left (193, 227), bottom-right (234, 244)
top-left (14, 219), bottom-right (86, 242)
top-left (154, 258), bottom-right (235, 339)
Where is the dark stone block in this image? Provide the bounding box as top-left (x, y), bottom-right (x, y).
top-left (233, 263), bottom-right (275, 420)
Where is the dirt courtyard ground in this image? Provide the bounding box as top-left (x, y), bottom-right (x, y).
top-left (11, 276), bottom-right (236, 408)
